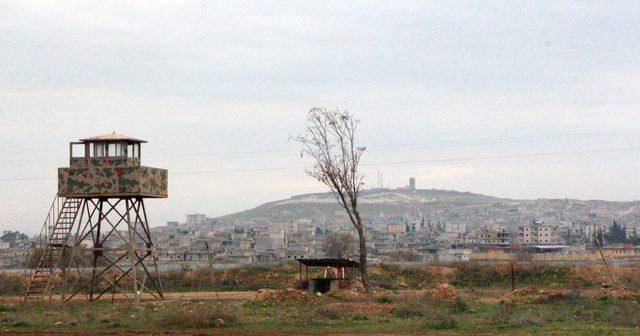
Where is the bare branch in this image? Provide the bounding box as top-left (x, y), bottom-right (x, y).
top-left (293, 107), bottom-right (371, 293)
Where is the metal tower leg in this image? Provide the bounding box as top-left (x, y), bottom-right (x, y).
top-left (63, 197), bottom-right (163, 302)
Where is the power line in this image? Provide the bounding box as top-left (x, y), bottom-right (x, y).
top-left (153, 129), bottom-right (640, 162)
top-left (364, 146), bottom-right (640, 166)
top-left (2, 146), bottom-right (639, 181)
top-left (368, 130), bottom-right (640, 150)
top-left (1, 129), bottom-right (639, 166)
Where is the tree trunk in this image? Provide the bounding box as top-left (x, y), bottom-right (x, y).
top-left (353, 209), bottom-right (371, 294)
top-left (357, 226), bottom-right (371, 293)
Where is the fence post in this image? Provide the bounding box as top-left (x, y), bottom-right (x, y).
top-left (511, 263), bottom-right (515, 291)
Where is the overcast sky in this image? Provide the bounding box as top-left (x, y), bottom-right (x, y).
top-left (2, 1), bottom-right (640, 234)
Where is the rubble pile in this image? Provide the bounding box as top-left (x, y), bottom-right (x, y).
top-left (500, 286), bottom-right (564, 303)
top-left (603, 286), bottom-right (638, 300)
top-left (432, 283), bottom-right (458, 300)
top-left (256, 288), bottom-right (307, 301)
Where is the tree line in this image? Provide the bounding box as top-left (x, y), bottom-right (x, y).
top-left (593, 220), bottom-right (640, 246)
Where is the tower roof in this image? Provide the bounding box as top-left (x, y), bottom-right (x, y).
top-left (79, 132), bottom-right (147, 143)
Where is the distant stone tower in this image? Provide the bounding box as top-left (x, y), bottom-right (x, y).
top-left (409, 177), bottom-right (416, 190)
top-left (25, 133), bottom-right (167, 302)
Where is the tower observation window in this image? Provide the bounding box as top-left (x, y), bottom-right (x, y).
top-left (127, 143), bottom-right (140, 158)
top-left (93, 143), bottom-right (106, 157)
top-left (71, 143), bottom-right (85, 158)
top-left (108, 143), bottom-right (124, 157)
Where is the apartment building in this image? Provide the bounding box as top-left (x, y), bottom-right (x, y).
top-left (519, 222), bottom-right (558, 245)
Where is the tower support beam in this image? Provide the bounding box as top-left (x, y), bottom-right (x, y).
top-left (64, 197), bottom-right (163, 302)
top-left (27, 133), bottom-right (166, 302)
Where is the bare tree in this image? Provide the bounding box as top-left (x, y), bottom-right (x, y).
top-left (294, 107), bottom-right (371, 293)
top-left (323, 232), bottom-right (356, 259)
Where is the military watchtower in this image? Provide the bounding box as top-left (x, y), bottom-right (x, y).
top-left (25, 133), bottom-right (167, 302)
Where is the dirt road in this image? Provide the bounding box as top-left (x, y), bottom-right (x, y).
top-left (0, 291), bottom-right (257, 303)
top-left (2, 287), bottom-right (609, 303)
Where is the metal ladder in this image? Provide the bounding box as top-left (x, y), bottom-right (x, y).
top-left (25, 197), bottom-right (82, 300)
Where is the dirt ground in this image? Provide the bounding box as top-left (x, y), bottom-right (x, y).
top-left (0, 291), bottom-right (257, 303)
top-left (2, 287), bottom-right (634, 335)
top-left (0, 333), bottom-right (493, 336)
top-left (1, 287), bottom-right (612, 303)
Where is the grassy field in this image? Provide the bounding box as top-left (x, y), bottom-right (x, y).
top-left (1, 287), bottom-right (640, 335)
top-left (3, 263), bottom-right (640, 334)
top-left (6, 262), bottom-right (630, 295)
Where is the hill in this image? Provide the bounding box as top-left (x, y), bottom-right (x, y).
top-left (216, 189), bottom-right (640, 227)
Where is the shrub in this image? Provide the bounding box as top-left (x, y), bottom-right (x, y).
top-left (0, 304), bottom-right (14, 312)
top-left (369, 273), bottom-right (399, 290)
top-left (314, 306), bottom-right (342, 320)
top-left (156, 306), bottom-right (238, 329)
top-left (159, 264), bottom-right (297, 292)
top-left (425, 317), bottom-right (457, 330)
top-left (451, 298), bottom-right (469, 313)
top-left (352, 315), bottom-right (369, 321)
top-left (0, 316), bottom-right (28, 328)
top-left (375, 295), bottom-right (393, 304)
top-left (0, 273), bottom-right (24, 295)
top-left (370, 264), bottom-right (438, 290)
top-left (491, 302), bottom-right (517, 326)
top-left (391, 304), bottom-right (424, 318)
top-left (451, 263), bottom-right (591, 288)
top-left (599, 295), bottom-right (612, 303)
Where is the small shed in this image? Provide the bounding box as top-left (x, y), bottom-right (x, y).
top-left (295, 258), bottom-right (360, 293)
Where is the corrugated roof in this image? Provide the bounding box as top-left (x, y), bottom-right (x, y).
top-left (79, 132), bottom-right (147, 143)
top-left (295, 258), bottom-right (360, 267)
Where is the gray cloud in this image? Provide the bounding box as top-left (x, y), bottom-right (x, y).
top-left (1, 1), bottom-right (640, 233)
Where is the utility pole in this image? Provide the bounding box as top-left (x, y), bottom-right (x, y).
top-left (594, 236), bottom-right (616, 287)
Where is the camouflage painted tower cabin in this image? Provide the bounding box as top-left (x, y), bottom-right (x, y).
top-left (25, 133), bottom-right (167, 302)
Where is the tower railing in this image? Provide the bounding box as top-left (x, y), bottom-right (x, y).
top-left (24, 194), bottom-right (61, 279)
top-left (24, 194), bottom-right (82, 300)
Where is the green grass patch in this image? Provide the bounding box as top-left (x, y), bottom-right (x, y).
top-left (1, 295), bottom-right (640, 334)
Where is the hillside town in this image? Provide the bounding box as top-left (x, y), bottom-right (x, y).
top-left (4, 178), bottom-right (639, 269)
